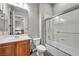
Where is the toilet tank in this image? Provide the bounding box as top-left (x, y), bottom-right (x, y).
top-left (33, 38), bottom-right (41, 46)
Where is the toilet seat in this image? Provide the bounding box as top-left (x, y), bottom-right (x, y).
top-left (36, 45), bottom-right (46, 52)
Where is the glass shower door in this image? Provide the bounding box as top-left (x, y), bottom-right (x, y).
top-left (46, 8), bottom-right (79, 55)
top-left (46, 19), bottom-right (55, 45)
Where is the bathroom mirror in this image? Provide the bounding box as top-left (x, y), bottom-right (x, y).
top-left (15, 15), bottom-right (25, 35)
top-left (0, 11), bottom-right (8, 35)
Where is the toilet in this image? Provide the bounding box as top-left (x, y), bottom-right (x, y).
top-left (33, 38), bottom-right (46, 56)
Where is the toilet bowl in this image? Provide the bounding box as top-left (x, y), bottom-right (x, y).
top-left (33, 38), bottom-right (46, 56)
top-left (36, 45), bottom-right (46, 56)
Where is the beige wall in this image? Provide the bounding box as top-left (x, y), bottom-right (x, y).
top-left (27, 3), bottom-right (39, 38)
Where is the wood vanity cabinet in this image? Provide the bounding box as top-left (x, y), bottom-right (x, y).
top-left (0, 40), bottom-right (30, 56)
top-left (16, 40), bottom-right (30, 56)
top-left (0, 43), bottom-right (15, 56)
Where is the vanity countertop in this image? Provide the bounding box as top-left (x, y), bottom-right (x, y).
top-left (0, 34), bottom-right (32, 44)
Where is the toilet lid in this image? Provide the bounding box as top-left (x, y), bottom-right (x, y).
top-left (36, 45), bottom-right (46, 51)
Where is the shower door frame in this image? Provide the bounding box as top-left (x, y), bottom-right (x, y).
top-left (43, 4), bottom-right (79, 56)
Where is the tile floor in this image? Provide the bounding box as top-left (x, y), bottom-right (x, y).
top-left (31, 50), bottom-right (52, 56)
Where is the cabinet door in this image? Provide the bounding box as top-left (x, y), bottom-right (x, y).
top-left (0, 43), bottom-right (15, 56)
top-left (16, 40), bottom-right (30, 56)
